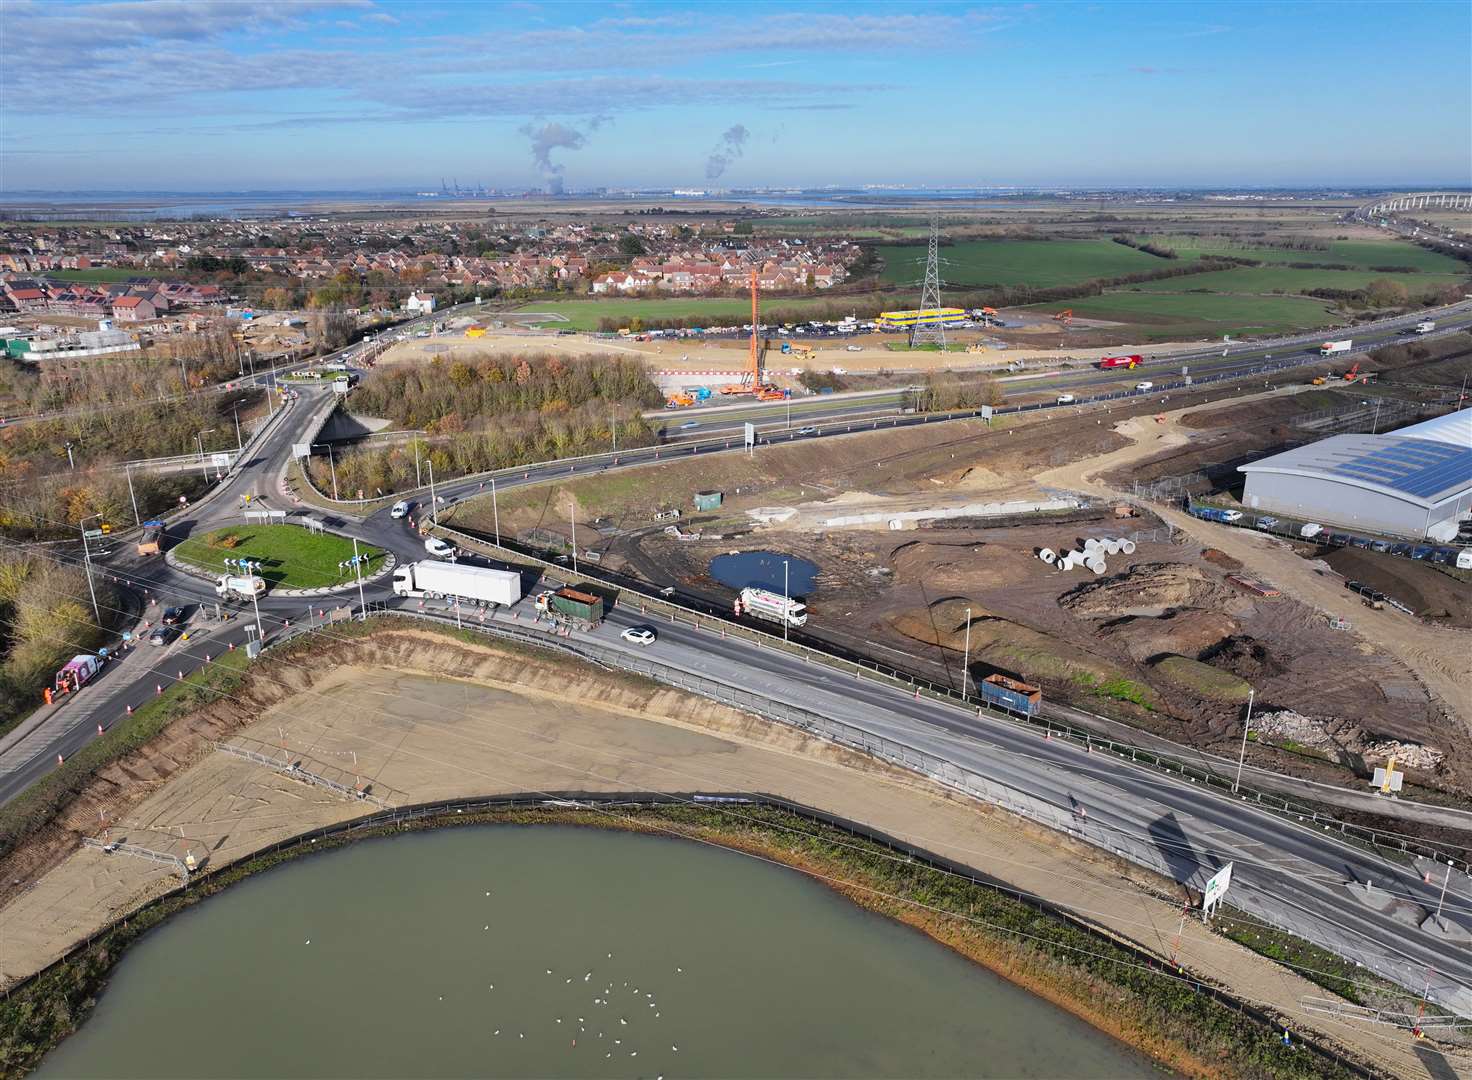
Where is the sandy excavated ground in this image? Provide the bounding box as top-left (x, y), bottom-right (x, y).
top-left (1035, 393), bottom-right (1472, 737)
top-left (0, 628), bottom-right (1453, 1078)
top-left (377, 329), bottom-right (1202, 376)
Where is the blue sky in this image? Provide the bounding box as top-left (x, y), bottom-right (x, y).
top-left (3, 0), bottom-right (1469, 191)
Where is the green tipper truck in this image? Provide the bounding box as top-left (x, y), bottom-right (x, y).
top-left (534, 587), bottom-right (604, 627)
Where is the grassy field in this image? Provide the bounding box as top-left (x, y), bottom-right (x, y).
top-left (172, 524), bottom-right (386, 589)
top-left (1132, 265), bottom-right (1469, 295)
top-left (1144, 236), bottom-right (1468, 274)
top-left (1027, 292), bottom-right (1340, 338)
top-left (514, 294), bottom-right (882, 331)
top-left (42, 267), bottom-right (144, 283)
top-left (879, 239), bottom-right (1163, 288)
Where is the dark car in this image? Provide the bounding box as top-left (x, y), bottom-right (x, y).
top-left (147, 625), bottom-right (178, 646)
top-left (1391, 543), bottom-right (1413, 556)
top-left (1326, 532), bottom-right (1350, 546)
top-left (1410, 546), bottom-right (1433, 560)
top-left (1350, 536), bottom-right (1372, 549)
top-left (161, 606), bottom-right (186, 626)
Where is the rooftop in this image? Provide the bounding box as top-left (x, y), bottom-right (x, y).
top-left (1239, 433), bottom-right (1472, 507)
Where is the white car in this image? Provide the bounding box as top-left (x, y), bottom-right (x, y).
top-left (390, 500), bottom-right (410, 519)
top-left (424, 537), bottom-right (456, 559)
top-left (1055, 393), bottom-right (1076, 405)
top-left (1219, 509), bottom-right (1244, 522)
top-left (845, 345), bottom-right (862, 352)
top-left (1134, 381), bottom-right (1154, 391)
top-left (621, 626), bottom-right (657, 646)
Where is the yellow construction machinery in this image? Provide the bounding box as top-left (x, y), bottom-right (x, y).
top-left (721, 271), bottom-right (775, 396)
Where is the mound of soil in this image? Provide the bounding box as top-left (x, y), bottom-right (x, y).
top-left (891, 607), bottom-right (1162, 710)
top-left (1150, 655), bottom-right (1253, 703)
top-left (1099, 610), bottom-right (1240, 663)
top-left (1201, 548), bottom-right (1242, 572)
top-left (1061, 563), bottom-right (1228, 618)
top-left (1202, 635), bottom-right (1289, 680)
top-left (1321, 548), bottom-right (1472, 629)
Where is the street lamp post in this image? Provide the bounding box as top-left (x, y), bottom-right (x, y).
top-left (78, 514), bottom-right (102, 621)
top-left (233, 401), bottom-right (243, 451)
top-left (1233, 688), bottom-right (1256, 794)
top-left (125, 464), bottom-right (140, 526)
top-left (571, 503), bottom-right (579, 575)
top-left (491, 476), bottom-right (500, 545)
top-left (194, 430), bottom-right (213, 482)
top-left (64, 442), bottom-right (75, 471)
top-left (962, 607), bottom-right (972, 699)
top-left (352, 537), bottom-right (367, 621)
top-left (783, 558), bottom-right (790, 643)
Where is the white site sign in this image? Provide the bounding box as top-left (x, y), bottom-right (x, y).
top-left (743, 422), bottom-right (756, 455)
top-left (1202, 862), bottom-right (1234, 916)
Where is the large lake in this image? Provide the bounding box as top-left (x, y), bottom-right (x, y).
top-left (38, 824), bottom-right (1159, 1078)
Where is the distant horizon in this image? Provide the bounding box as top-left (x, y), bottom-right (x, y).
top-left (3, 1), bottom-right (1468, 191)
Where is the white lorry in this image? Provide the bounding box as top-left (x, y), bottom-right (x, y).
top-left (1319, 340), bottom-right (1353, 357)
top-left (215, 574), bottom-right (266, 600)
top-left (1415, 320), bottom-right (1436, 334)
top-left (734, 586), bottom-right (808, 628)
top-left (392, 561), bottom-right (522, 606)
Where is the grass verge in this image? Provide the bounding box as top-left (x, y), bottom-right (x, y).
top-left (0, 649), bottom-right (250, 863)
top-left (172, 524), bottom-right (386, 590)
top-left (0, 803), bottom-right (1359, 1080)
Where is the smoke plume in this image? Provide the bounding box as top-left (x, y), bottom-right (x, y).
top-left (704, 124), bottom-right (749, 180)
top-left (519, 121), bottom-right (587, 193)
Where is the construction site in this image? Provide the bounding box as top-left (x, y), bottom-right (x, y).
top-left (449, 350), bottom-right (1472, 812)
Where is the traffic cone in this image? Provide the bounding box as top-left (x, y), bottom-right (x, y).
top-left (126, 704), bottom-right (132, 715)
top-left (58, 754), bottom-right (64, 766)
top-left (228, 641), bottom-right (235, 651)
top-left (98, 724), bottom-right (104, 736)
top-left (205, 653), bottom-right (211, 663)
top-left (156, 683), bottom-right (163, 695)
top-left (914, 687), bottom-right (920, 700)
top-left (177, 670), bottom-right (184, 681)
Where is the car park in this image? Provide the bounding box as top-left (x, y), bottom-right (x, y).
top-left (621, 626), bottom-right (657, 646)
top-left (148, 625), bottom-right (178, 646)
top-left (161, 606), bottom-right (186, 626)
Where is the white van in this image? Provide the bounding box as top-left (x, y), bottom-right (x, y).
top-left (1134, 381), bottom-right (1154, 391)
top-left (1299, 523), bottom-right (1323, 539)
top-left (425, 537), bottom-right (456, 559)
top-left (390, 500), bottom-right (411, 519)
top-left (1056, 393), bottom-right (1076, 405)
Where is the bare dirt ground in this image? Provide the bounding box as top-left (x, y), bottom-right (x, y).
top-left (1035, 395), bottom-right (1472, 755)
top-left (0, 629), bottom-right (1454, 1079)
top-left (377, 328), bottom-right (1203, 377)
top-left (452, 384), bottom-right (1470, 799)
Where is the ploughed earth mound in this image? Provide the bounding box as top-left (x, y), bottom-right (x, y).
top-left (1150, 655), bottom-right (1253, 703)
top-left (892, 599), bottom-right (1163, 711)
top-left (887, 540), bottom-right (1039, 592)
top-left (1201, 635), bottom-right (1289, 681)
top-left (1061, 563), bottom-right (1228, 618)
top-left (1100, 610), bottom-right (1240, 663)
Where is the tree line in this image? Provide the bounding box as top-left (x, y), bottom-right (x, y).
top-left (0, 551), bottom-right (114, 735)
top-left (313, 353), bottom-right (665, 494)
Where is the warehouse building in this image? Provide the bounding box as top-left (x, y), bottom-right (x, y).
top-left (1238, 411), bottom-right (1472, 540)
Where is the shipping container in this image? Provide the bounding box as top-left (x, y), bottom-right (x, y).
top-left (980, 674), bottom-right (1042, 715)
top-left (536, 587), bottom-right (604, 626)
top-left (694, 490), bottom-right (724, 511)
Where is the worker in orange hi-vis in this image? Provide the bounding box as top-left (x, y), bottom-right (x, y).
top-left (43, 687), bottom-right (53, 706)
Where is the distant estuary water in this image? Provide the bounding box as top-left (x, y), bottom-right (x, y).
top-left (38, 826), bottom-right (1159, 1078)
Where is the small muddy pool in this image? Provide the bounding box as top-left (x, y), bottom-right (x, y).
top-left (708, 550), bottom-right (819, 594)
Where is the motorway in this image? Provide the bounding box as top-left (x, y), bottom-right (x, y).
top-left (3, 300), bottom-right (1471, 1020)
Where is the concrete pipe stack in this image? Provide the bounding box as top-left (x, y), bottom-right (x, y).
top-left (1086, 557), bottom-right (1107, 574)
top-left (1038, 548), bottom-right (1057, 565)
top-left (1120, 539), bottom-right (1137, 555)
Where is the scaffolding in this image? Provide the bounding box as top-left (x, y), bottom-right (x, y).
top-left (217, 737), bottom-right (405, 808)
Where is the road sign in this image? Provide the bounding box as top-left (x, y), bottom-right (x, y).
top-left (1371, 762), bottom-right (1404, 793)
top-left (211, 453), bottom-right (231, 468)
top-left (979, 405), bottom-right (994, 422)
top-left (292, 443), bottom-right (311, 459)
top-left (1203, 862), bottom-right (1233, 915)
top-left (82, 528), bottom-right (104, 540)
top-left (743, 422), bottom-right (755, 448)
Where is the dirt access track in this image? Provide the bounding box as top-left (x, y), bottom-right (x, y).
top-left (1036, 389), bottom-right (1472, 739)
top-left (0, 626), bottom-right (1447, 1079)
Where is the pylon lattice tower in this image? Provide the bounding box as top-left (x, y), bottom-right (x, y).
top-left (911, 218), bottom-right (946, 347)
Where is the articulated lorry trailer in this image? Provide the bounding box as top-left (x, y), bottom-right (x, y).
top-left (393, 561), bottom-right (522, 606)
top-left (1319, 340), bottom-right (1353, 356)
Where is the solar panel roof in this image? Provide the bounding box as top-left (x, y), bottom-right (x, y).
top-left (1238, 433), bottom-right (1472, 506)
